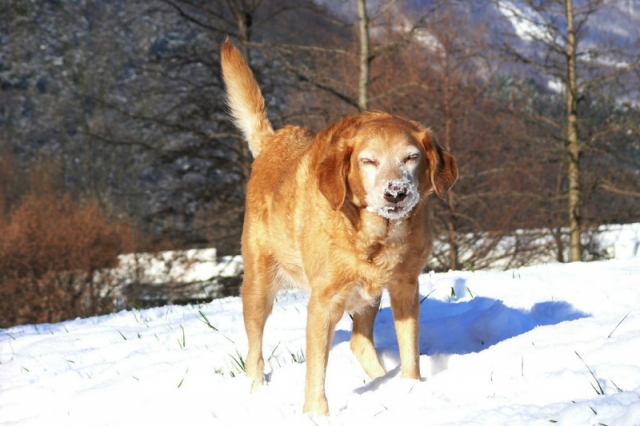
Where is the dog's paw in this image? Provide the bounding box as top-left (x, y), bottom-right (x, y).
top-left (250, 376), bottom-right (264, 393)
top-left (305, 412), bottom-right (332, 424)
top-left (303, 396), bottom-right (329, 417)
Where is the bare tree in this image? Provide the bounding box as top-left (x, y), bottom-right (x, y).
top-left (494, 0), bottom-right (640, 261)
top-left (265, 0), bottom-right (434, 118)
top-left (356, 0), bottom-right (371, 111)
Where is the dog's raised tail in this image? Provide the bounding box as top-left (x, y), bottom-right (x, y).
top-left (221, 39), bottom-right (273, 158)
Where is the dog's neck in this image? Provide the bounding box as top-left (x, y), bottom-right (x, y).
top-left (341, 206), bottom-right (410, 263)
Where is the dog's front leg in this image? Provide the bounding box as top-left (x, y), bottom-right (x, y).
top-left (388, 280), bottom-right (421, 380)
top-left (303, 291), bottom-right (345, 416)
top-left (350, 296), bottom-right (386, 379)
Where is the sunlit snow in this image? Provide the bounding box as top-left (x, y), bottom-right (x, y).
top-left (1, 240), bottom-right (639, 425)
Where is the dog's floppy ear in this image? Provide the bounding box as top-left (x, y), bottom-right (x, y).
top-left (317, 141), bottom-right (352, 211)
top-left (422, 131), bottom-right (457, 199)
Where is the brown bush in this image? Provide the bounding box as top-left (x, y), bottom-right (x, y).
top-left (0, 193), bottom-right (138, 327)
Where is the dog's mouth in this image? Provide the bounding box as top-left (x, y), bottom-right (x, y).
top-left (384, 205), bottom-right (405, 214)
top-left (368, 203), bottom-right (412, 221)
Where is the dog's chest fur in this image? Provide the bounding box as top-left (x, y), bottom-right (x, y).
top-left (356, 210), bottom-right (411, 264)
top-left (343, 210), bottom-right (416, 312)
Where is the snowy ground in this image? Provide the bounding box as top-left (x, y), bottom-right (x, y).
top-left (1, 258), bottom-right (640, 425)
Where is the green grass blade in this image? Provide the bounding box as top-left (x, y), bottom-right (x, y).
top-left (198, 310), bottom-right (218, 331)
top-left (575, 351), bottom-right (605, 395)
top-left (420, 289), bottom-right (437, 305)
top-left (607, 313), bottom-right (629, 338)
top-left (268, 341), bottom-right (281, 362)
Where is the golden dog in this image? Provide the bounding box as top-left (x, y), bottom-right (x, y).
top-left (221, 40), bottom-right (457, 416)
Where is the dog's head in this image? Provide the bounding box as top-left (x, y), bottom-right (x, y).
top-left (317, 113), bottom-right (457, 220)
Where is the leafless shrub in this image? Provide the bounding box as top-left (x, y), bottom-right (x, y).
top-left (0, 193), bottom-right (139, 327)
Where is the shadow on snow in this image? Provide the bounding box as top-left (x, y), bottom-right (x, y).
top-left (333, 278), bottom-right (589, 357)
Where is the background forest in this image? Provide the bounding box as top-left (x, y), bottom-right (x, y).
top-left (1, 0), bottom-right (639, 327)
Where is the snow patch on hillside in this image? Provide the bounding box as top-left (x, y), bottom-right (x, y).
top-left (496, 1), bottom-right (554, 43)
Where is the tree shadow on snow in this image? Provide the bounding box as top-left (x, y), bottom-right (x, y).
top-left (333, 279), bottom-right (589, 357)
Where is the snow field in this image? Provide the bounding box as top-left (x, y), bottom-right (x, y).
top-left (1, 258), bottom-right (639, 425)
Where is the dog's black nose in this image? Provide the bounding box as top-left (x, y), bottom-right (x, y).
top-left (384, 184), bottom-right (407, 203)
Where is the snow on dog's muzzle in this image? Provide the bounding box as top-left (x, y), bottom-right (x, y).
top-left (384, 180), bottom-right (409, 203)
top-left (367, 178), bottom-right (419, 221)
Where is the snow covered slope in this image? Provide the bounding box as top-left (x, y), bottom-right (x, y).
top-left (1, 258), bottom-right (639, 425)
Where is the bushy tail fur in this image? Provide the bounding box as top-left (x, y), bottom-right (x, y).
top-left (220, 39), bottom-right (273, 157)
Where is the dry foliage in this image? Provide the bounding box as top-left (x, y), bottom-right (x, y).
top-left (0, 193), bottom-right (138, 327)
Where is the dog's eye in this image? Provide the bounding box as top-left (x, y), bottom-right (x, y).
top-left (404, 153), bottom-right (419, 163)
top-left (361, 158), bottom-right (378, 166)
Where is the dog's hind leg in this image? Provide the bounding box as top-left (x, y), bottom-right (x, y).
top-left (350, 297), bottom-right (386, 379)
top-left (242, 253), bottom-right (277, 392)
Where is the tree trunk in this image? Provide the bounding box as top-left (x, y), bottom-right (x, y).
top-left (552, 227), bottom-right (565, 263)
top-left (227, 0), bottom-right (253, 64)
top-left (357, 0), bottom-right (370, 112)
top-left (564, 0), bottom-right (582, 262)
top-left (442, 51), bottom-right (458, 271)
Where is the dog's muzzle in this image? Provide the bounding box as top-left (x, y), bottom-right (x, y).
top-left (367, 178), bottom-right (419, 220)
